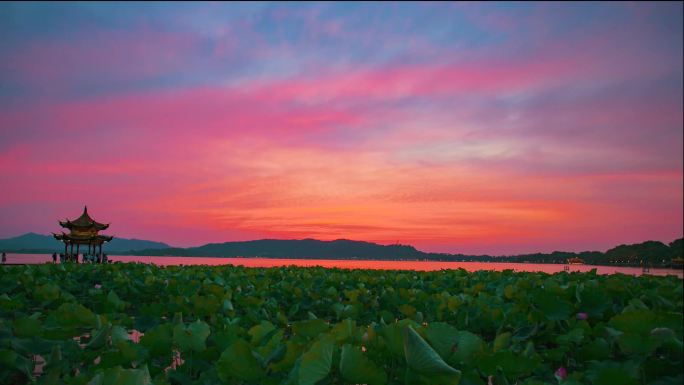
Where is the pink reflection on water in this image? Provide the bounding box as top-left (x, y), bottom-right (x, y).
top-left (3, 253), bottom-right (682, 278)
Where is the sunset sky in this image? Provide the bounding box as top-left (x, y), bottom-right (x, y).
top-left (0, 2), bottom-right (682, 255)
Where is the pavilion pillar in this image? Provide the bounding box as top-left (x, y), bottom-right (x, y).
top-left (64, 242), bottom-right (67, 256)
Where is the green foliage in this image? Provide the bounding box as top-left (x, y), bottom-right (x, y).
top-left (173, 320), bottom-right (210, 352)
top-left (292, 318), bottom-right (329, 339)
top-left (532, 290), bottom-right (574, 321)
top-left (0, 263), bottom-right (681, 385)
top-left (54, 302), bottom-right (97, 329)
top-left (404, 325), bottom-right (460, 375)
top-left (12, 313), bottom-right (42, 338)
top-left (86, 366), bottom-right (151, 385)
top-left (216, 339), bottom-right (265, 382)
top-left (298, 336), bottom-right (335, 385)
top-left (340, 344), bottom-right (387, 385)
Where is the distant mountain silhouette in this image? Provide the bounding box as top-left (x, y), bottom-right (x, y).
top-left (0, 232), bottom-right (170, 253)
top-left (1, 233), bottom-right (681, 268)
top-left (131, 238), bottom-right (423, 260)
top-left (128, 237), bottom-right (683, 268)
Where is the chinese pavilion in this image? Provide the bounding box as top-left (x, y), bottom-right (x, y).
top-left (53, 206), bottom-right (113, 256)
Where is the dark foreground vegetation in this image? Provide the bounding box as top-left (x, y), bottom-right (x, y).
top-left (1, 263), bottom-right (682, 385)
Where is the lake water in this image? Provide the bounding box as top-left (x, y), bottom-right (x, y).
top-left (3, 253), bottom-right (682, 278)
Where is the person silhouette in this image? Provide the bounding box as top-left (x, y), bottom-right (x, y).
top-left (52, 252), bottom-right (57, 263)
top-left (1, 252), bottom-right (6, 264)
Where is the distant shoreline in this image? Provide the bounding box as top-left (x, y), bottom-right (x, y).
top-left (1, 235), bottom-right (681, 269)
top-left (4, 249), bottom-right (683, 270)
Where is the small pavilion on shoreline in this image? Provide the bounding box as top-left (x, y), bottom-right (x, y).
top-left (53, 206), bottom-right (113, 258)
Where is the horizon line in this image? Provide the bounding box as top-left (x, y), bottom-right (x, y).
top-left (3, 231), bottom-right (682, 257)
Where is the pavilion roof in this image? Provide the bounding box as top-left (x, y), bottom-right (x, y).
top-left (53, 232), bottom-right (113, 244)
top-left (59, 206), bottom-right (109, 231)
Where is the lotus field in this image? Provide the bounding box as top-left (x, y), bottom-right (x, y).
top-left (0, 263), bottom-right (682, 385)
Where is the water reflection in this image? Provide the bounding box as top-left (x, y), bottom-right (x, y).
top-left (3, 253), bottom-right (681, 278)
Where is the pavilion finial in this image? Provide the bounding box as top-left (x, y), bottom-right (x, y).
top-left (84, 205), bottom-right (88, 214)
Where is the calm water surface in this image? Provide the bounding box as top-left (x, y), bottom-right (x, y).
top-left (4, 253), bottom-right (682, 278)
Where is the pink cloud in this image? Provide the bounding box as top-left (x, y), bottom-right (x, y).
top-left (2, 120), bottom-right (679, 254)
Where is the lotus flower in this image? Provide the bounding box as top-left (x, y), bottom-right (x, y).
top-left (555, 366), bottom-right (568, 380)
top-left (94, 284), bottom-right (102, 289)
top-left (576, 312), bottom-right (588, 320)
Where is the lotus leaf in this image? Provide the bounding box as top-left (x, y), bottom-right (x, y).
top-left (340, 344), bottom-right (387, 385)
top-left (292, 318), bottom-right (329, 339)
top-left (216, 339), bottom-right (265, 382)
top-left (86, 365), bottom-right (151, 385)
top-left (173, 320), bottom-right (210, 352)
top-left (403, 325), bottom-right (461, 376)
top-left (298, 336), bottom-right (334, 385)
